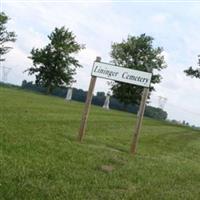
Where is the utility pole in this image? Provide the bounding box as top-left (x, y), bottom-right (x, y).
top-left (0, 66), bottom-right (11, 82)
top-left (158, 96), bottom-right (167, 109)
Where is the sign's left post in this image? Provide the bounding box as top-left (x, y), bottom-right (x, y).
top-left (77, 56), bottom-right (101, 142)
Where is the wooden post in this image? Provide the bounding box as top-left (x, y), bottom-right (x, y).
top-left (77, 56), bottom-right (101, 142)
top-left (130, 87), bottom-right (149, 155)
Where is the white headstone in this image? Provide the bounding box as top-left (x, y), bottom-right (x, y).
top-left (65, 88), bottom-right (73, 101)
top-left (103, 94), bottom-right (110, 109)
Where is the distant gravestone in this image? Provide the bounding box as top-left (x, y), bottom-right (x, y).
top-left (103, 93), bottom-right (110, 110)
top-left (65, 87), bottom-right (73, 101)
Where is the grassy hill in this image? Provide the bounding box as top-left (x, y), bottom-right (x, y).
top-left (1, 86), bottom-right (200, 200)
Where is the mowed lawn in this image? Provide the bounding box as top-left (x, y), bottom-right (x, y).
top-left (0, 86), bottom-right (200, 200)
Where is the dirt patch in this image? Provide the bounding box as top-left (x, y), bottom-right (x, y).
top-left (101, 165), bottom-right (115, 173)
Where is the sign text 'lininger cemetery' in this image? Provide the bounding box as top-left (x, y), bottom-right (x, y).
top-left (91, 61), bottom-right (152, 88)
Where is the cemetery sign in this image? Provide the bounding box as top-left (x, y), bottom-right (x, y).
top-left (78, 57), bottom-right (152, 155)
top-left (92, 61), bottom-right (152, 87)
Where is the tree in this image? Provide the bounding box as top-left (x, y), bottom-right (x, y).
top-left (184, 55), bottom-right (200, 79)
top-left (0, 12), bottom-right (16, 61)
top-left (110, 34), bottom-right (167, 106)
top-left (144, 106), bottom-right (167, 120)
top-left (26, 27), bottom-right (84, 94)
top-left (96, 92), bottom-right (105, 97)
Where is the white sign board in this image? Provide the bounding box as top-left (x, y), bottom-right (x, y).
top-left (92, 62), bottom-right (152, 88)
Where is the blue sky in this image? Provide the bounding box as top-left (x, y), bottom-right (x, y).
top-left (1, 0), bottom-right (200, 126)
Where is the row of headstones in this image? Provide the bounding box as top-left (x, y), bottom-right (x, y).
top-left (65, 87), bottom-right (110, 109)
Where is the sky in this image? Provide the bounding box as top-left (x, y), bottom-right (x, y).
top-left (1, 0), bottom-right (200, 126)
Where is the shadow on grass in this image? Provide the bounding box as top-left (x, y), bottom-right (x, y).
top-left (64, 131), bottom-right (130, 154)
top-left (141, 130), bottom-right (200, 156)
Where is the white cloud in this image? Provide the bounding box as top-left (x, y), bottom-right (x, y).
top-left (151, 14), bottom-right (167, 24)
top-left (77, 48), bottom-right (100, 66)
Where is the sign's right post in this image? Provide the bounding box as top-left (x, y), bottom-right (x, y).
top-left (130, 87), bottom-right (149, 154)
top-left (131, 66), bottom-right (152, 155)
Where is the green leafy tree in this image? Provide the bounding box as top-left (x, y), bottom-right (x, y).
top-left (0, 12), bottom-right (16, 61)
top-left (110, 34), bottom-right (167, 107)
top-left (144, 106), bottom-right (168, 120)
top-left (26, 27), bottom-right (84, 94)
top-left (184, 55), bottom-right (200, 79)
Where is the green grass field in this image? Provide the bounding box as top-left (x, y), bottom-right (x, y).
top-left (1, 86), bottom-right (200, 200)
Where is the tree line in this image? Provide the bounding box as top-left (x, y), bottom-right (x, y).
top-left (21, 80), bottom-right (168, 121)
